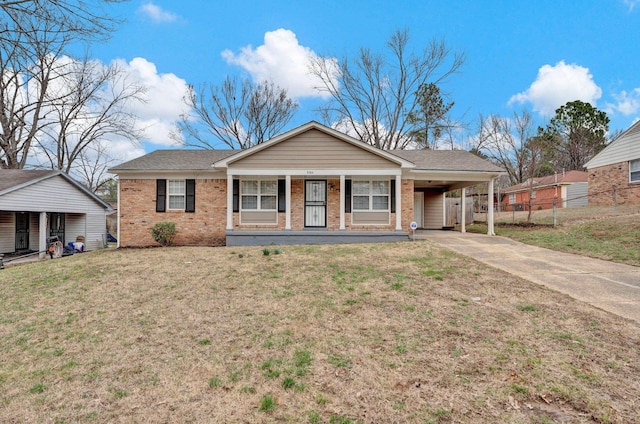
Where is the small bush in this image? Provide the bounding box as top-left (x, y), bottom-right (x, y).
top-left (151, 222), bottom-right (176, 246)
top-left (263, 248), bottom-right (271, 256)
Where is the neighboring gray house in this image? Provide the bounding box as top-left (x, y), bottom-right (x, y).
top-left (0, 170), bottom-right (112, 256)
top-left (585, 120), bottom-right (640, 206)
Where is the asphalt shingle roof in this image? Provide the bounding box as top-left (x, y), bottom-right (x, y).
top-left (390, 149), bottom-right (504, 172)
top-left (109, 149), bottom-right (236, 172)
top-left (110, 148), bottom-right (504, 174)
top-left (0, 170), bottom-right (55, 192)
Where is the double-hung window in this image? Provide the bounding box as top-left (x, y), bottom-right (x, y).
top-left (352, 180), bottom-right (390, 211)
top-left (508, 193), bottom-right (516, 204)
top-left (630, 159), bottom-right (640, 183)
top-left (168, 180), bottom-right (186, 210)
top-left (241, 180), bottom-right (277, 210)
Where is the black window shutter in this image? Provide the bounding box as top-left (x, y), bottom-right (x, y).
top-left (277, 179), bottom-right (286, 213)
top-left (344, 179), bottom-right (352, 213)
top-left (156, 179), bottom-right (166, 213)
top-left (390, 179), bottom-right (396, 213)
top-left (232, 179), bottom-right (239, 212)
top-left (185, 179), bottom-right (196, 212)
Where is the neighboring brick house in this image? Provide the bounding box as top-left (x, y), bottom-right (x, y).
top-left (585, 120), bottom-right (640, 206)
top-left (109, 121), bottom-right (504, 246)
top-left (500, 171), bottom-right (588, 211)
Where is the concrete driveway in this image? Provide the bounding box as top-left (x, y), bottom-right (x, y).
top-left (419, 231), bottom-right (640, 324)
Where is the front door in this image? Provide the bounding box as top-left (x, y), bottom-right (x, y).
top-left (304, 180), bottom-right (327, 228)
top-left (49, 212), bottom-right (66, 245)
top-left (15, 212), bottom-right (30, 251)
top-left (413, 192), bottom-right (424, 228)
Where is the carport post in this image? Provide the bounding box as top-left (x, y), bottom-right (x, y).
top-left (487, 178), bottom-right (495, 236)
top-left (461, 187), bottom-right (466, 233)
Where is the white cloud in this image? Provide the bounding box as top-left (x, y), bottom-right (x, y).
top-left (508, 61), bottom-right (602, 117)
top-left (137, 2), bottom-right (179, 23)
top-left (605, 88), bottom-right (640, 116)
top-left (221, 28), bottom-right (338, 99)
top-left (624, 0), bottom-right (640, 11)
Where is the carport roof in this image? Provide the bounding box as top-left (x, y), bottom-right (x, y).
top-left (390, 150), bottom-right (504, 173)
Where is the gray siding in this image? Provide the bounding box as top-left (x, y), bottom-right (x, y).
top-left (0, 175), bottom-right (107, 214)
top-left (231, 129), bottom-right (399, 170)
top-left (0, 212), bottom-right (14, 253)
top-left (29, 213), bottom-right (39, 251)
top-left (586, 122), bottom-right (640, 169)
top-left (566, 182), bottom-right (588, 208)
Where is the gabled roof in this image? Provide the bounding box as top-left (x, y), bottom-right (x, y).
top-left (0, 169), bottom-right (113, 210)
top-left (109, 149), bottom-right (235, 172)
top-left (212, 121), bottom-right (415, 169)
top-left (502, 170), bottom-right (588, 193)
top-left (585, 120), bottom-right (640, 169)
top-left (390, 150), bottom-right (504, 173)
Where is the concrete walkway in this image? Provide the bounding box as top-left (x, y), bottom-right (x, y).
top-left (419, 231), bottom-right (640, 324)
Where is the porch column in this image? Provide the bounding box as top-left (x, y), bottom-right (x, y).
top-left (339, 175), bottom-right (345, 230)
top-left (285, 175), bottom-right (292, 230)
top-left (116, 178), bottom-right (121, 248)
top-left (39, 212), bottom-right (47, 259)
top-left (487, 178), bottom-right (495, 236)
top-left (461, 187), bottom-right (466, 233)
top-left (395, 176), bottom-right (402, 230)
top-left (227, 174), bottom-right (234, 230)
top-left (442, 192), bottom-right (447, 227)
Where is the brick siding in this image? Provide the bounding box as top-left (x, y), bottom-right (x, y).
top-left (588, 162), bottom-right (640, 206)
top-left (120, 177), bottom-right (414, 247)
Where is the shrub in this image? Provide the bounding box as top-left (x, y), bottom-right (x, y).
top-left (151, 222), bottom-right (176, 246)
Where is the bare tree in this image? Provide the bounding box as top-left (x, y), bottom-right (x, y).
top-left (34, 57), bottom-right (144, 175)
top-left (309, 28), bottom-right (464, 150)
top-left (75, 139), bottom-right (117, 193)
top-left (174, 76), bottom-right (298, 150)
top-left (476, 111), bottom-right (536, 186)
top-left (0, 0), bottom-right (126, 169)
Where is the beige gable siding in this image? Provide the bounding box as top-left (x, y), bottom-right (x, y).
top-left (231, 129), bottom-right (399, 170)
top-left (586, 123), bottom-right (640, 169)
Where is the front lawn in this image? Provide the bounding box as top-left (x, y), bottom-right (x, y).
top-left (1, 242), bottom-right (639, 423)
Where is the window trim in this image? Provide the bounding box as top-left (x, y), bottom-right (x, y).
top-left (351, 179), bottom-right (390, 212)
top-left (508, 193), bottom-right (516, 204)
top-left (630, 159), bottom-right (640, 183)
top-left (240, 179), bottom-right (278, 211)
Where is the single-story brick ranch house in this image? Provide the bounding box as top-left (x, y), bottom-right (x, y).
top-left (0, 170), bottom-right (112, 258)
top-left (500, 170), bottom-right (588, 211)
top-left (109, 121), bottom-right (504, 246)
top-left (585, 120), bottom-right (640, 205)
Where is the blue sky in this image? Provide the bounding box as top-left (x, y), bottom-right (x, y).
top-left (87, 0), bottom-right (640, 159)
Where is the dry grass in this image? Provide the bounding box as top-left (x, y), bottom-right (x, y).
top-left (1, 242), bottom-right (640, 423)
top-left (472, 205), bottom-right (640, 266)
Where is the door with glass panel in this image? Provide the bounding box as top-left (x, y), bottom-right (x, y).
top-left (304, 180), bottom-right (327, 228)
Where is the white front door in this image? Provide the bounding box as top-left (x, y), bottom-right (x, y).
top-left (305, 180), bottom-right (327, 227)
top-left (413, 192), bottom-right (424, 228)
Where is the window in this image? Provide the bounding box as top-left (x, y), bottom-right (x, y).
top-left (241, 180), bottom-right (277, 210)
top-left (531, 190), bottom-right (537, 199)
top-left (509, 193), bottom-right (516, 204)
top-left (631, 159), bottom-right (640, 183)
top-left (352, 180), bottom-right (389, 211)
top-left (168, 180), bottom-right (185, 210)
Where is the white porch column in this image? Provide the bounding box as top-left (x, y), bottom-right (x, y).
top-left (461, 187), bottom-right (466, 233)
top-left (227, 174), bottom-right (234, 230)
top-left (395, 176), bottom-right (402, 230)
top-left (39, 212), bottom-right (47, 259)
top-left (285, 175), bottom-right (292, 230)
top-left (442, 192), bottom-right (447, 227)
top-left (339, 174), bottom-right (345, 230)
top-left (116, 178), bottom-right (121, 248)
top-left (487, 178), bottom-right (495, 236)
